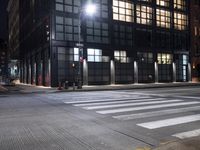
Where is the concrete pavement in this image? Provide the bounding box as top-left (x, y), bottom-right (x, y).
top-left (1, 86), bottom-right (200, 149)
top-left (154, 137), bottom-right (200, 150)
top-left (1, 82), bottom-right (200, 94)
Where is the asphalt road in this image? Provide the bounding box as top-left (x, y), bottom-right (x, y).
top-left (1, 86), bottom-right (200, 150)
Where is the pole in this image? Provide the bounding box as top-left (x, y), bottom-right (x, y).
top-left (77, 11), bottom-right (82, 89)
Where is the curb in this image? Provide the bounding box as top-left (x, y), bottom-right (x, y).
top-left (57, 82), bottom-right (200, 93)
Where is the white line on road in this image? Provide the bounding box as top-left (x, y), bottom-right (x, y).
top-left (174, 96), bottom-right (200, 100)
top-left (113, 106), bottom-right (200, 120)
top-left (83, 100), bottom-right (183, 110)
top-left (137, 114), bottom-right (200, 129)
top-left (74, 98), bottom-right (165, 107)
top-left (64, 96), bottom-right (150, 104)
top-left (96, 101), bottom-right (200, 114)
top-left (172, 129), bottom-right (200, 139)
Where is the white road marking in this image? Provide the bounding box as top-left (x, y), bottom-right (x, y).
top-left (96, 101), bottom-right (200, 114)
top-left (174, 96), bottom-right (200, 100)
top-left (83, 100), bottom-right (183, 110)
top-left (137, 114), bottom-right (200, 129)
top-left (113, 106), bottom-right (200, 120)
top-left (64, 96), bottom-right (150, 104)
top-left (74, 98), bottom-right (165, 107)
top-left (172, 129), bottom-right (200, 139)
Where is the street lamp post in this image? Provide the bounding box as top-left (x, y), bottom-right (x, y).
top-left (77, 3), bottom-right (96, 89)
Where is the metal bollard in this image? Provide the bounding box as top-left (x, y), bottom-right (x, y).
top-left (73, 82), bottom-right (75, 91)
top-left (57, 81), bottom-right (62, 90)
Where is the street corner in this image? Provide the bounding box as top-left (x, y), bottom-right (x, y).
top-left (135, 146), bottom-right (152, 150)
top-left (0, 85), bottom-right (8, 92)
top-left (153, 137), bottom-right (200, 150)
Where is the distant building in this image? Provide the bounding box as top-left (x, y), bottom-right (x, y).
top-left (7, 0), bottom-right (20, 59)
top-left (8, 0), bottom-right (191, 87)
top-left (7, 0), bottom-right (20, 80)
top-left (0, 39), bottom-right (8, 82)
top-left (190, 0), bottom-right (200, 82)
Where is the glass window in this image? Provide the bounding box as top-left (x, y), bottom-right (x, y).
top-left (73, 48), bottom-right (79, 61)
top-left (114, 51), bottom-right (128, 63)
top-left (174, 12), bottom-right (187, 30)
top-left (86, 21), bottom-right (109, 44)
top-left (182, 54), bottom-right (188, 65)
top-left (174, 0), bottom-right (186, 10)
top-left (87, 49), bottom-right (102, 62)
top-left (113, 0), bottom-right (134, 23)
top-left (156, 0), bottom-right (170, 7)
top-left (157, 53), bottom-right (173, 64)
top-left (156, 9), bottom-right (170, 28)
top-left (136, 5), bottom-right (153, 25)
top-left (138, 0), bottom-right (152, 2)
top-left (137, 52), bottom-right (153, 63)
top-left (56, 3), bottom-right (64, 11)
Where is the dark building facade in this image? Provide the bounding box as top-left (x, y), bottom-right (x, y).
top-left (190, 0), bottom-right (200, 82)
top-left (9, 0), bottom-right (191, 87)
top-left (0, 39), bottom-right (8, 82)
top-left (7, 0), bottom-right (20, 59)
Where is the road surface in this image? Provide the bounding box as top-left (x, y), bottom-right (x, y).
top-left (0, 86), bottom-right (200, 150)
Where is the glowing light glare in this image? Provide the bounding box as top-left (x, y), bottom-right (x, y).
top-left (84, 3), bottom-right (96, 16)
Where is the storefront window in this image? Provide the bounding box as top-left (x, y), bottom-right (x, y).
top-left (114, 51), bottom-right (128, 63)
top-left (158, 53), bottom-right (173, 64)
top-left (87, 48), bottom-right (102, 62)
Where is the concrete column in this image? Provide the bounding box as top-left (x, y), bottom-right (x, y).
top-left (110, 60), bottom-right (115, 84)
top-left (134, 61), bottom-right (138, 83)
top-left (48, 59), bottom-right (51, 87)
top-left (155, 62), bottom-right (158, 83)
top-left (83, 59), bottom-right (88, 85)
top-left (188, 63), bottom-right (192, 82)
top-left (173, 62), bottom-right (176, 82)
top-left (29, 63), bottom-right (31, 84)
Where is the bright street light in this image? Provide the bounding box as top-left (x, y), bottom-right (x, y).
top-left (84, 3), bottom-right (97, 16)
top-left (77, 3), bottom-right (97, 89)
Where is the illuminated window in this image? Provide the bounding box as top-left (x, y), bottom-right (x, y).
top-left (174, 12), bottom-right (187, 30)
top-left (136, 5), bottom-right (153, 25)
top-left (114, 51), bottom-right (128, 63)
top-left (194, 27), bottom-right (198, 36)
top-left (174, 0), bottom-right (186, 10)
top-left (73, 48), bottom-right (79, 61)
top-left (157, 53), bottom-right (172, 64)
top-left (87, 48), bottom-right (102, 62)
top-left (138, 0), bottom-right (152, 2)
top-left (113, 0), bottom-right (134, 22)
top-left (156, 0), bottom-right (169, 7)
top-left (156, 9), bottom-right (170, 28)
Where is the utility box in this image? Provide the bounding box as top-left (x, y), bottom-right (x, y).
top-left (63, 81), bottom-right (69, 89)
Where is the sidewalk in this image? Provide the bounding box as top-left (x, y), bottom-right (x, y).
top-left (1, 82), bottom-right (200, 94)
top-left (0, 85), bottom-right (8, 93)
top-left (153, 136), bottom-right (200, 150)
top-left (79, 82), bottom-right (200, 91)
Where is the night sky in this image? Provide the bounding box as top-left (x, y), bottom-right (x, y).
top-left (0, 0), bottom-right (8, 40)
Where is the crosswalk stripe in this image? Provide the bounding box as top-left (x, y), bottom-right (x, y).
top-left (74, 98), bottom-right (166, 107)
top-left (113, 106), bottom-right (200, 120)
top-left (172, 129), bottom-right (200, 139)
top-left (83, 100), bottom-right (183, 110)
top-left (137, 114), bottom-right (200, 129)
top-left (64, 96), bottom-right (150, 104)
top-left (96, 101), bottom-right (200, 114)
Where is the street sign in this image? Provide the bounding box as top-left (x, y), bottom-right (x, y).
top-left (75, 43), bottom-right (84, 47)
